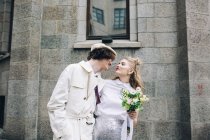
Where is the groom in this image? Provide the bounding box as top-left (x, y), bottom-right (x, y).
top-left (47, 43), bottom-right (117, 140)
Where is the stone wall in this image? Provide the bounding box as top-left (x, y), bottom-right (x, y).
top-left (186, 0), bottom-right (210, 139)
top-left (133, 0), bottom-right (184, 139)
top-left (4, 0), bottom-right (183, 139)
top-left (2, 0), bottom-right (210, 139)
top-left (4, 0), bottom-right (42, 139)
top-left (38, 0), bottom-right (78, 139)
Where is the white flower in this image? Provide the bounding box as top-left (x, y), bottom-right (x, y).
top-left (133, 98), bottom-right (139, 103)
top-left (136, 87), bottom-right (141, 91)
top-left (140, 95), bottom-right (149, 102)
top-left (130, 91), bottom-right (136, 95)
top-left (127, 99), bottom-right (133, 104)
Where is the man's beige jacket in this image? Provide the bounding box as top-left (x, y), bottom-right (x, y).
top-left (47, 61), bottom-right (104, 140)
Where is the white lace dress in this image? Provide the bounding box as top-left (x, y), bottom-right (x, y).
top-left (93, 79), bottom-right (135, 140)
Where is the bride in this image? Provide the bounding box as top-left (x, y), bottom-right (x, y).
top-left (93, 57), bottom-right (144, 140)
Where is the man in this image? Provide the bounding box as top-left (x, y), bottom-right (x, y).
top-left (47, 43), bottom-right (117, 140)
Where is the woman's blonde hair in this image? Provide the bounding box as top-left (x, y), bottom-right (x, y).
top-left (114, 57), bottom-right (144, 90)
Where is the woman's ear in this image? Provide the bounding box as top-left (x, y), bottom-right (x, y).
top-left (128, 69), bottom-right (134, 75)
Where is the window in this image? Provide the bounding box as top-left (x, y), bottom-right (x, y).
top-left (92, 7), bottom-right (104, 24)
top-left (0, 96), bottom-right (5, 128)
top-left (0, 0), bottom-right (14, 53)
top-left (114, 8), bottom-right (126, 29)
top-left (87, 0), bottom-right (129, 39)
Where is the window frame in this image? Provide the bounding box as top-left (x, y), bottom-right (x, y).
top-left (114, 0), bottom-right (125, 1)
top-left (86, 0), bottom-right (130, 40)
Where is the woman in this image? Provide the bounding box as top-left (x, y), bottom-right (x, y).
top-left (93, 57), bottom-right (144, 140)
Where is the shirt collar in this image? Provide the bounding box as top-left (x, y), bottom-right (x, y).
top-left (79, 61), bottom-right (102, 77)
top-left (79, 61), bottom-right (93, 73)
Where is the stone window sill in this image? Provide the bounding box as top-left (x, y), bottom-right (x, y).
top-left (73, 40), bottom-right (142, 49)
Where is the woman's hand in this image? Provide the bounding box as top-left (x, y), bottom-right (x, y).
top-left (128, 111), bottom-right (138, 126)
top-left (128, 111), bottom-right (137, 120)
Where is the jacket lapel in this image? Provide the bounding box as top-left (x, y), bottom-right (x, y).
top-left (79, 61), bottom-right (105, 98)
top-left (79, 61), bottom-right (97, 98)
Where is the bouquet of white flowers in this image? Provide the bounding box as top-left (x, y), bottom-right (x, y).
top-left (121, 87), bottom-right (149, 112)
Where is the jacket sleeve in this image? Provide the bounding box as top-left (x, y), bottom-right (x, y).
top-left (47, 66), bottom-right (73, 138)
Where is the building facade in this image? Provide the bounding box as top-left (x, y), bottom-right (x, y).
top-left (0, 0), bottom-right (210, 139)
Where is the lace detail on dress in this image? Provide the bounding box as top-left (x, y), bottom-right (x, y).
top-left (93, 116), bottom-right (124, 140)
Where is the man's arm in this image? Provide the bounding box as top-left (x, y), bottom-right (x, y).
top-left (47, 66), bottom-right (73, 138)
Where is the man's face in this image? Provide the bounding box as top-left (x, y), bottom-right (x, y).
top-left (99, 59), bottom-right (113, 71)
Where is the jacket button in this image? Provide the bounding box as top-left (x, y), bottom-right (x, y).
top-left (84, 97), bottom-right (87, 100)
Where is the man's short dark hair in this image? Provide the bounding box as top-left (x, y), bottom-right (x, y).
top-left (87, 48), bottom-right (116, 61)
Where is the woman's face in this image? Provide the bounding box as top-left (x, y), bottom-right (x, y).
top-left (115, 59), bottom-right (133, 76)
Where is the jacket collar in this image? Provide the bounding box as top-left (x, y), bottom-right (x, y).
top-left (79, 61), bottom-right (93, 73)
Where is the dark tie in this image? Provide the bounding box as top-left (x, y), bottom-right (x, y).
top-left (94, 85), bottom-right (101, 104)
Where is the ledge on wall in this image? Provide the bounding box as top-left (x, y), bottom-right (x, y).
top-left (74, 40), bottom-right (142, 49)
top-left (0, 52), bottom-right (10, 61)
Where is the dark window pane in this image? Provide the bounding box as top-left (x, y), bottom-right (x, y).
top-left (0, 96), bottom-right (5, 128)
top-left (114, 8), bottom-right (126, 29)
top-left (92, 7), bottom-right (104, 25)
top-left (92, 7), bottom-right (104, 24)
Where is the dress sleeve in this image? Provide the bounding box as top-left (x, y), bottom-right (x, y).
top-left (47, 66), bottom-right (73, 138)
